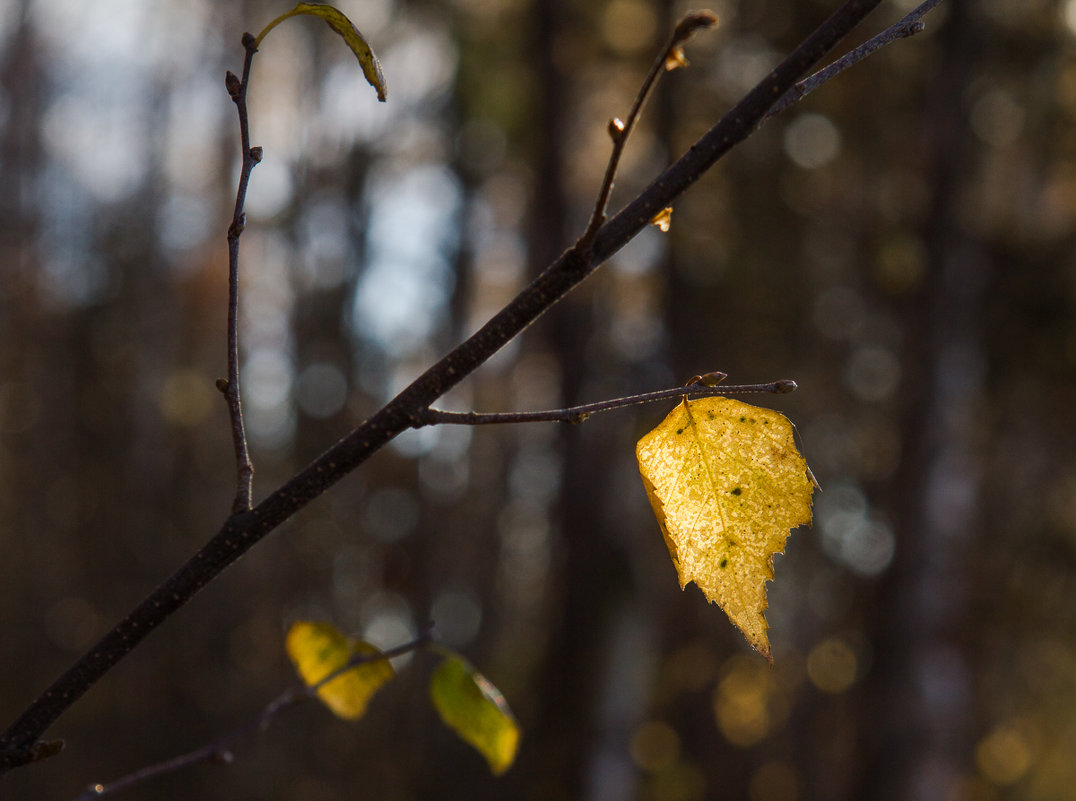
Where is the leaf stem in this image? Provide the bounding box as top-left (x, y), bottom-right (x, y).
top-left (310, 624), bottom-right (434, 692)
top-left (417, 379), bottom-right (796, 427)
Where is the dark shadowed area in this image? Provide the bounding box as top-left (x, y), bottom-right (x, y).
top-left (2, 0), bottom-right (1075, 799)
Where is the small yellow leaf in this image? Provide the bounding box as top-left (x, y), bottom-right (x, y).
top-left (430, 655), bottom-right (520, 775)
top-left (636, 398), bottom-right (814, 662)
top-left (651, 206), bottom-right (673, 232)
top-left (665, 45), bottom-right (689, 71)
top-left (254, 3), bottom-right (387, 101)
top-left (286, 621), bottom-right (395, 720)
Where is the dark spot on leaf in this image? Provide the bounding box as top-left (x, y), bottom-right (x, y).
top-left (731, 487), bottom-right (742, 496)
top-left (707, 410), bottom-right (715, 419)
top-left (676, 428), bottom-right (683, 435)
top-left (719, 558), bottom-right (728, 569)
top-left (739, 416), bottom-right (746, 422)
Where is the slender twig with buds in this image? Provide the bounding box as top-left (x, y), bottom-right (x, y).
top-left (0, 0), bottom-right (946, 777)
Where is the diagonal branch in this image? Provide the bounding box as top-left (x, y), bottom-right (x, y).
top-left (0, 0), bottom-right (906, 775)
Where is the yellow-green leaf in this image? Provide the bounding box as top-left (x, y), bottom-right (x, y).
top-left (635, 397), bottom-right (814, 662)
top-left (430, 655), bottom-right (520, 775)
top-left (254, 3), bottom-right (387, 101)
top-left (285, 621), bottom-right (395, 720)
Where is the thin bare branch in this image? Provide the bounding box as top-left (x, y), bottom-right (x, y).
top-left (220, 32), bottom-right (260, 514)
top-left (418, 379), bottom-right (796, 427)
top-left (578, 10), bottom-right (718, 249)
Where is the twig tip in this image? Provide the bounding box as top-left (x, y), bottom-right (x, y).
top-left (673, 10), bottom-right (719, 44)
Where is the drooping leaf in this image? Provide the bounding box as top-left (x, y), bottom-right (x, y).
top-left (429, 654), bottom-right (520, 775)
top-left (285, 621), bottom-right (395, 720)
top-left (254, 3), bottom-right (387, 101)
top-left (636, 397), bottom-right (814, 662)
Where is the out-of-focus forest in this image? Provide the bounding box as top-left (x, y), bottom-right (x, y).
top-left (2, 0), bottom-right (1075, 799)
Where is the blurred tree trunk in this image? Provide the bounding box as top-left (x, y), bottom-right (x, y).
top-left (860, 2), bottom-right (984, 798)
top-left (523, 0), bottom-right (592, 793)
top-left (519, 0), bottom-right (639, 797)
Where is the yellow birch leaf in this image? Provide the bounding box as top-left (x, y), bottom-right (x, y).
top-left (429, 654), bottom-right (520, 775)
top-left (635, 397), bottom-right (814, 662)
top-left (285, 621), bottom-right (395, 720)
top-left (254, 3), bottom-right (387, 101)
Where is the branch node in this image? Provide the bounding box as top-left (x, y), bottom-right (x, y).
top-left (216, 378), bottom-right (230, 394)
top-left (249, 146), bottom-right (263, 163)
top-left (28, 739), bottom-right (65, 764)
top-left (228, 215), bottom-right (246, 239)
top-left (406, 409), bottom-right (432, 429)
top-left (686, 371), bottom-right (727, 387)
top-left (241, 32), bottom-right (257, 51)
top-left (664, 46), bottom-right (690, 72)
top-left (774, 379), bottom-right (798, 394)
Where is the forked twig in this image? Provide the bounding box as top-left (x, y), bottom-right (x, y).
top-left (768, 0), bottom-right (945, 119)
top-left (578, 11), bottom-right (718, 250)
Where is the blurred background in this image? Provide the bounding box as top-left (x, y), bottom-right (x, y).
top-left (1, 0), bottom-right (1074, 799)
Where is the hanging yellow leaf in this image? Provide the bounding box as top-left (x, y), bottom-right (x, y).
top-left (285, 621), bottom-right (395, 720)
top-left (429, 654), bottom-right (520, 775)
top-left (635, 397), bottom-right (814, 662)
top-left (651, 206), bottom-right (673, 232)
top-left (254, 3), bottom-right (387, 101)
